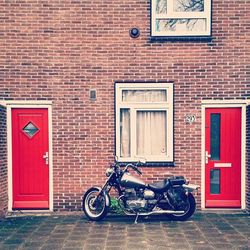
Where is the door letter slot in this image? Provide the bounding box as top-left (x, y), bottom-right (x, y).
top-left (214, 163), bottom-right (232, 168)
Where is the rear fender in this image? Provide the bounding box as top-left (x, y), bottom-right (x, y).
top-left (182, 184), bottom-right (200, 193)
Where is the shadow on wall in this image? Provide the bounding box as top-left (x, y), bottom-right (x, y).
top-left (0, 105), bottom-right (7, 217)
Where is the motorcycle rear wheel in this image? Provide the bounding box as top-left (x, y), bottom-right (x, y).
top-left (169, 193), bottom-right (196, 221)
top-left (82, 187), bottom-right (108, 221)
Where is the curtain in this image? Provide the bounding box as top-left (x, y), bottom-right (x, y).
top-left (137, 111), bottom-right (167, 156)
top-left (122, 90), bottom-right (167, 102)
top-left (120, 90), bottom-right (167, 158)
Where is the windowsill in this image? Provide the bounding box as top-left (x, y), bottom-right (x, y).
top-left (117, 162), bottom-right (176, 167)
top-left (149, 36), bottom-right (213, 43)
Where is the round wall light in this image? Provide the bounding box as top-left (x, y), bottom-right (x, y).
top-left (129, 27), bottom-right (140, 38)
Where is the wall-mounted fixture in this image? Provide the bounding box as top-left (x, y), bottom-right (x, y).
top-left (89, 89), bottom-right (97, 101)
top-left (129, 27), bottom-right (140, 38)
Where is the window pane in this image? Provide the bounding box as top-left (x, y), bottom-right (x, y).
top-left (137, 111), bottom-right (167, 156)
top-left (210, 169), bottom-right (220, 194)
top-left (23, 122), bottom-right (39, 138)
top-left (156, 18), bottom-right (206, 32)
top-left (120, 109), bottom-right (130, 157)
top-left (174, 0), bottom-right (204, 12)
top-left (210, 114), bottom-right (221, 160)
top-left (122, 90), bottom-right (167, 103)
top-left (156, 0), bottom-right (167, 14)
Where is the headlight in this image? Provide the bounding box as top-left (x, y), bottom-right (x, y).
top-left (105, 168), bottom-right (113, 177)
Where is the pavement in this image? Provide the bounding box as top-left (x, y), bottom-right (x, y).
top-left (0, 212), bottom-right (249, 250)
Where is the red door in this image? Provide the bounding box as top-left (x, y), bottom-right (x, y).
top-left (205, 108), bottom-right (241, 208)
top-left (12, 108), bottom-right (49, 209)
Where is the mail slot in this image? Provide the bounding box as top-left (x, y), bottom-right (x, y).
top-left (214, 163), bottom-right (232, 168)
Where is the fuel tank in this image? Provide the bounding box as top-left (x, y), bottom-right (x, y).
top-left (120, 172), bottom-right (146, 188)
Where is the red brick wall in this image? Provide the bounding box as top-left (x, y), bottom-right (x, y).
top-left (1, 1), bottom-right (249, 211)
top-left (0, 106), bottom-right (7, 217)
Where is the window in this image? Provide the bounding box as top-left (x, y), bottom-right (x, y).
top-left (210, 113), bottom-right (221, 160)
top-left (116, 83), bottom-right (173, 162)
top-left (151, 0), bottom-right (211, 37)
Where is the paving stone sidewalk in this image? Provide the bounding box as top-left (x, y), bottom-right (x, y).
top-left (0, 212), bottom-right (249, 250)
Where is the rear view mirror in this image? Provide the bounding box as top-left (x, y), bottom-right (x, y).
top-left (139, 158), bottom-right (146, 164)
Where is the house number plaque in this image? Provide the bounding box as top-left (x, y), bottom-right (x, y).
top-left (185, 114), bottom-right (196, 124)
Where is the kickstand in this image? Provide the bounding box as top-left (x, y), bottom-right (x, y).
top-left (134, 213), bottom-right (139, 224)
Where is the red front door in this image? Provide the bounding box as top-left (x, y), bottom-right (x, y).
top-left (205, 108), bottom-right (241, 208)
top-left (12, 108), bottom-right (49, 209)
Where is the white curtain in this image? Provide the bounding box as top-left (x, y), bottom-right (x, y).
top-left (122, 90), bottom-right (167, 102)
top-left (137, 111), bottom-right (166, 156)
top-left (120, 90), bottom-right (167, 158)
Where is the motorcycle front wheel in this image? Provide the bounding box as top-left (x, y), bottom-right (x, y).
top-left (82, 187), bottom-right (109, 221)
top-left (169, 193), bottom-right (196, 221)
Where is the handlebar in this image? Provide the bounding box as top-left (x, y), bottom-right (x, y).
top-left (130, 164), bottom-right (142, 175)
top-left (134, 166), bottom-right (142, 175)
top-left (123, 162), bottom-right (143, 175)
top-left (113, 157), bottom-right (146, 176)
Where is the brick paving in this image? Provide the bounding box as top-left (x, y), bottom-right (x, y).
top-left (0, 212), bottom-right (249, 250)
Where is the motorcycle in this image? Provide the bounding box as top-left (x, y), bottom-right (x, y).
top-left (82, 159), bottom-right (199, 223)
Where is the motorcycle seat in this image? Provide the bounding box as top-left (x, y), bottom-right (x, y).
top-left (148, 179), bottom-right (170, 192)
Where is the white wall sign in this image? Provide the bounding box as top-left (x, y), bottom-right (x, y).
top-left (185, 114), bottom-right (196, 124)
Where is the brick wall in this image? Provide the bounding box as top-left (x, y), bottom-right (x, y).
top-left (246, 106), bottom-right (250, 211)
top-left (1, 0), bottom-right (249, 211)
top-left (0, 106), bottom-right (7, 217)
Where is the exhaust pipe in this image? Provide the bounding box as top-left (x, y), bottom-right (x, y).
top-left (124, 209), bottom-right (185, 216)
top-left (124, 209), bottom-right (186, 223)
top-left (138, 210), bottom-right (185, 216)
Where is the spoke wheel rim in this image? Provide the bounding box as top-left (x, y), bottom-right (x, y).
top-left (85, 191), bottom-right (106, 218)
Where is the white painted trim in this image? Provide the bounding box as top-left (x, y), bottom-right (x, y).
top-left (7, 102), bottom-right (53, 212)
top-left (0, 101), bottom-right (7, 107)
top-left (202, 100), bottom-right (249, 105)
top-left (201, 105), bottom-right (206, 209)
top-left (201, 101), bottom-right (247, 210)
top-left (48, 105), bottom-right (53, 212)
top-left (151, 0), bottom-right (211, 37)
top-left (3, 100), bottom-right (52, 106)
top-left (115, 82), bottom-right (174, 162)
top-left (7, 210), bottom-right (52, 214)
top-left (241, 105), bottom-right (246, 210)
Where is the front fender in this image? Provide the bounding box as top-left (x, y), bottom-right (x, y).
top-left (91, 186), bottom-right (111, 207)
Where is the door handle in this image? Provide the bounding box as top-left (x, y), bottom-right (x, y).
top-left (205, 151), bottom-right (211, 164)
top-left (43, 152), bottom-right (49, 165)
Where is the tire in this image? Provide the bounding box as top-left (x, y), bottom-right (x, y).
top-left (82, 187), bottom-right (109, 221)
top-left (169, 193), bottom-right (196, 221)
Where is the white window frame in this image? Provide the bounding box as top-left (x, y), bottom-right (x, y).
top-left (151, 0), bottom-right (212, 37)
top-left (115, 83), bottom-right (174, 162)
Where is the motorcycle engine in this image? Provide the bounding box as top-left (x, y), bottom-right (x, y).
top-left (124, 188), bottom-right (147, 210)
